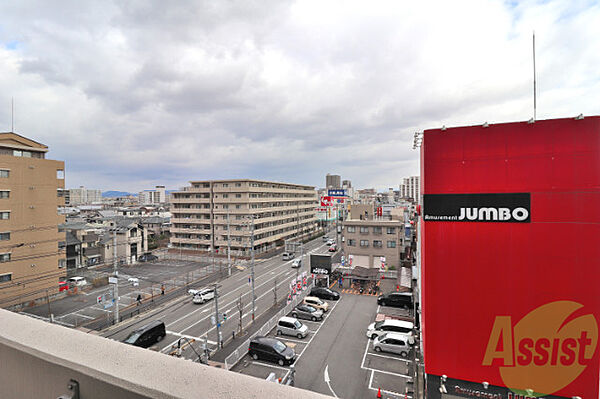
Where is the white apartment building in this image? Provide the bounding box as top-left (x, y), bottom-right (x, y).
top-left (69, 186), bottom-right (102, 205)
top-left (400, 176), bottom-right (420, 203)
top-left (138, 185), bottom-right (166, 204)
top-left (170, 179), bottom-right (318, 255)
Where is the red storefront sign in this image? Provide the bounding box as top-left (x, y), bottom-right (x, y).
top-left (421, 116), bottom-right (600, 398)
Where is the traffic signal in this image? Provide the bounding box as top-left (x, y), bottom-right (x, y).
top-left (222, 312), bottom-right (227, 321)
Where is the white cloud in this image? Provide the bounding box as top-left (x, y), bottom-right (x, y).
top-left (0, 0), bottom-right (597, 191)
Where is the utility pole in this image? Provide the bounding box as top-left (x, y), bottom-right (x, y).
top-left (227, 212), bottom-right (232, 276)
top-left (214, 284), bottom-right (222, 348)
top-left (335, 204), bottom-right (339, 248)
top-left (250, 215), bottom-right (256, 322)
top-left (273, 276), bottom-right (277, 307)
top-left (113, 229), bottom-right (119, 324)
top-left (46, 289), bottom-right (52, 322)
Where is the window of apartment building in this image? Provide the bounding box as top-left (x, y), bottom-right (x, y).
top-left (0, 232), bottom-right (9, 241)
top-left (347, 239), bottom-right (356, 246)
top-left (360, 240), bottom-right (369, 247)
top-left (235, 183), bottom-right (242, 187)
top-left (0, 253), bottom-right (10, 262)
top-left (387, 227), bottom-right (396, 234)
top-left (0, 211), bottom-right (9, 220)
top-left (57, 169), bottom-right (65, 179)
top-left (59, 259), bottom-right (66, 268)
top-left (0, 191), bottom-right (9, 199)
top-left (346, 226), bottom-right (356, 233)
top-left (373, 240), bottom-right (382, 248)
top-left (223, 204), bottom-right (229, 209)
top-left (223, 194), bottom-right (229, 198)
top-left (0, 169), bottom-right (9, 178)
top-left (387, 240), bottom-right (396, 248)
top-left (223, 183), bottom-right (229, 187)
top-left (373, 227), bottom-right (382, 234)
top-left (236, 215), bottom-right (242, 220)
top-left (236, 205), bottom-right (241, 209)
top-left (235, 194), bottom-right (242, 198)
top-left (58, 241), bottom-right (66, 250)
top-left (0, 273), bottom-right (11, 282)
top-left (360, 227), bottom-right (369, 234)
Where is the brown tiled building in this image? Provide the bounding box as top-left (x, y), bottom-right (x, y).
top-left (170, 179), bottom-right (317, 255)
top-left (0, 133), bottom-right (65, 308)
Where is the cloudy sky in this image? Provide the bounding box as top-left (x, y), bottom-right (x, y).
top-left (0, 0), bottom-right (598, 192)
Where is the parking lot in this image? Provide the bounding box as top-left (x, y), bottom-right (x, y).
top-left (230, 288), bottom-right (415, 398)
top-left (22, 258), bottom-right (214, 327)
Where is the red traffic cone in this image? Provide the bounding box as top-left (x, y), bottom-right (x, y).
top-left (377, 387), bottom-right (382, 398)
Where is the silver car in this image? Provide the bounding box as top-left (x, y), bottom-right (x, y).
top-left (276, 316), bottom-right (308, 339)
top-left (291, 304), bottom-right (323, 321)
top-left (372, 332), bottom-right (411, 357)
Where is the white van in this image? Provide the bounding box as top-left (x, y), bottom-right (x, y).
top-left (276, 316), bottom-right (308, 339)
top-left (67, 276), bottom-right (87, 286)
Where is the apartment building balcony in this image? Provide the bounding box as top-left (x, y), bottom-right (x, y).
top-left (171, 208), bottom-right (210, 213)
top-left (0, 309), bottom-right (324, 399)
top-left (170, 227), bottom-right (212, 235)
top-left (178, 186), bottom-right (211, 193)
top-left (170, 216), bottom-right (211, 223)
top-left (170, 197), bottom-right (211, 204)
top-left (83, 246), bottom-right (102, 257)
top-left (170, 237), bottom-right (212, 245)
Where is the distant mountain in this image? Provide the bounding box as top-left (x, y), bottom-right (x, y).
top-left (102, 191), bottom-right (137, 198)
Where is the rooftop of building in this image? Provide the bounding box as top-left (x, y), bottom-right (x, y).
top-left (187, 178), bottom-right (315, 189)
top-left (0, 131), bottom-right (48, 152)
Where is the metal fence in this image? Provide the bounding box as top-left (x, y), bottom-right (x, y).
top-left (224, 280), bottom-right (314, 370)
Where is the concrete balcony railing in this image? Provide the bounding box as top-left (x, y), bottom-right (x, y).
top-left (0, 309), bottom-right (327, 399)
top-left (170, 197), bottom-right (210, 203)
top-left (170, 227), bottom-right (211, 235)
top-left (170, 237), bottom-right (211, 245)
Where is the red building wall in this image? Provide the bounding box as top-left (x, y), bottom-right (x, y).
top-left (421, 116), bottom-right (600, 397)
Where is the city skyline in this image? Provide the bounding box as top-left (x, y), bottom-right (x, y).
top-left (0, 1), bottom-right (598, 191)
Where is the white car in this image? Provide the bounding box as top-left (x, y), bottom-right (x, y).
top-left (192, 288), bottom-right (215, 304)
top-left (127, 277), bottom-right (139, 287)
top-left (291, 259), bottom-right (301, 268)
top-left (366, 319), bottom-right (415, 344)
top-left (326, 239), bottom-right (335, 246)
top-left (67, 276), bottom-right (87, 286)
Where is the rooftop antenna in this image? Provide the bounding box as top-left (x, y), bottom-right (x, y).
top-left (11, 97), bottom-right (14, 132)
top-left (533, 31), bottom-right (537, 121)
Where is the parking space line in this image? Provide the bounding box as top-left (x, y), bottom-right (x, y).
top-left (368, 371), bottom-right (410, 398)
top-left (252, 362), bottom-right (290, 371)
top-left (276, 337), bottom-right (308, 345)
top-left (363, 366), bottom-right (411, 379)
top-left (366, 351), bottom-right (411, 363)
top-left (72, 313), bottom-right (95, 320)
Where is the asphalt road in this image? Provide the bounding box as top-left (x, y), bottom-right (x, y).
top-left (103, 236), bottom-right (333, 358)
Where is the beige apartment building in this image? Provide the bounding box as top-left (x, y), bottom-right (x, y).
top-left (170, 179), bottom-right (317, 255)
top-left (342, 204), bottom-right (404, 270)
top-left (0, 133), bottom-right (65, 308)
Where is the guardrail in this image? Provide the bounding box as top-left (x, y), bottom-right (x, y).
top-left (224, 281), bottom-right (314, 370)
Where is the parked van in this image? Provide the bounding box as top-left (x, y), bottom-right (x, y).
top-left (366, 319), bottom-right (415, 344)
top-left (372, 332), bottom-right (411, 357)
top-left (248, 336), bottom-right (296, 366)
top-left (123, 320), bottom-right (166, 348)
top-left (276, 317), bottom-right (308, 339)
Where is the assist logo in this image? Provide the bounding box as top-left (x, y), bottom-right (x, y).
top-left (482, 301), bottom-right (598, 396)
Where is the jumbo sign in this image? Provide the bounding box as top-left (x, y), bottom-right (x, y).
top-left (483, 301), bottom-right (598, 395)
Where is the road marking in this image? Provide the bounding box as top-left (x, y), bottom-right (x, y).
top-left (324, 365), bottom-right (339, 398)
top-left (251, 361), bottom-right (290, 371)
top-left (276, 337), bottom-right (308, 344)
top-left (366, 351), bottom-right (412, 363)
top-left (369, 370), bottom-right (410, 398)
top-left (72, 313), bottom-right (95, 320)
top-left (166, 330), bottom-right (217, 345)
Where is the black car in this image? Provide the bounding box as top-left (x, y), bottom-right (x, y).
top-left (310, 287), bottom-right (340, 301)
top-left (138, 254), bottom-right (158, 262)
top-left (377, 292), bottom-right (413, 309)
top-left (248, 336), bottom-right (296, 366)
top-left (123, 320), bottom-right (166, 348)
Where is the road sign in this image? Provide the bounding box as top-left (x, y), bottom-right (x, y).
top-left (211, 315), bottom-right (216, 326)
top-left (108, 277), bottom-right (118, 284)
top-left (103, 301), bottom-right (113, 309)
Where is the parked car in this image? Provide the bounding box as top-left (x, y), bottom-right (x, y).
top-left (123, 320), bottom-right (166, 348)
top-left (291, 259), bottom-right (301, 268)
top-left (326, 239), bottom-right (335, 246)
top-left (372, 332), bottom-right (411, 357)
top-left (67, 276), bottom-right (87, 287)
top-left (366, 319), bottom-right (415, 343)
top-left (282, 252), bottom-right (294, 260)
top-left (128, 277), bottom-right (139, 287)
top-left (322, 236), bottom-right (330, 242)
top-left (192, 288), bottom-right (215, 304)
top-left (309, 287), bottom-right (340, 300)
top-left (58, 281), bottom-right (69, 292)
top-left (291, 304), bottom-right (323, 321)
top-left (328, 244), bottom-right (337, 252)
top-left (276, 316), bottom-right (308, 339)
top-left (303, 296), bottom-right (329, 313)
top-left (377, 292), bottom-right (413, 309)
top-left (138, 254), bottom-right (158, 262)
top-left (248, 336), bottom-right (296, 366)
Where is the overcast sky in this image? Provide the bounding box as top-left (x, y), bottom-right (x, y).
top-left (0, 0), bottom-right (598, 192)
